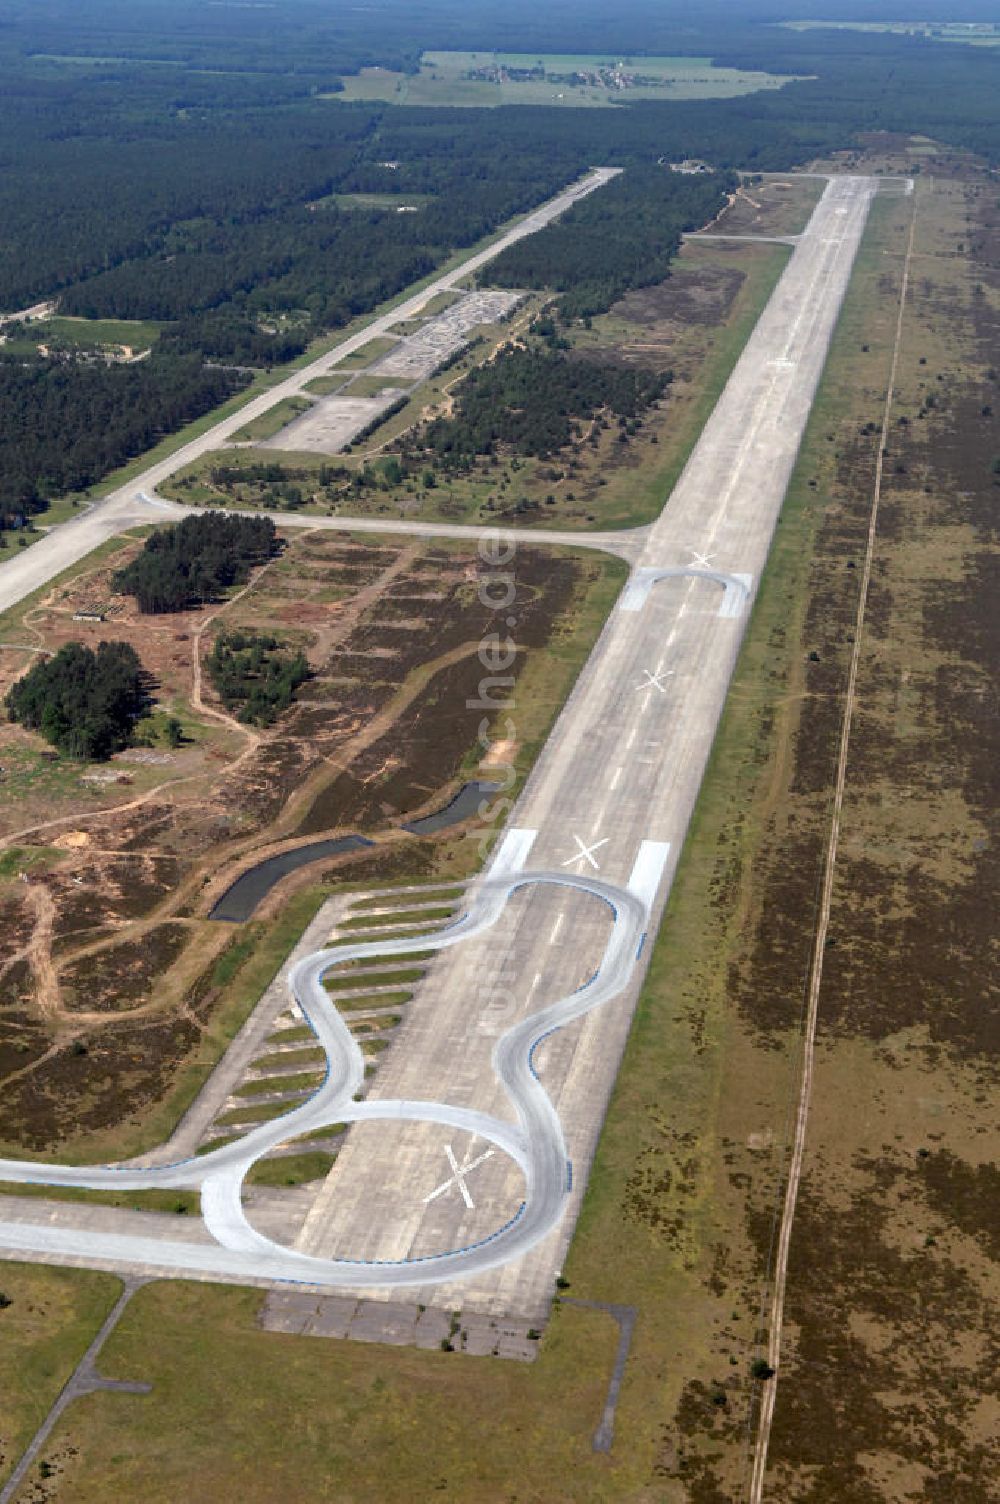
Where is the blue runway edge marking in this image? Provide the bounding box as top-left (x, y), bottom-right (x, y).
top-left (636, 931), bottom-right (647, 960)
top-left (566, 1160), bottom-right (573, 1191)
top-left (276, 1201), bottom-right (528, 1273)
top-left (528, 1026), bottom-right (559, 1080)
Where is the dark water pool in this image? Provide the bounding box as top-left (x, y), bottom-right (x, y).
top-left (402, 780), bottom-right (501, 835)
top-left (208, 781), bottom-right (501, 922)
top-left (209, 835), bottom-right (374, 923)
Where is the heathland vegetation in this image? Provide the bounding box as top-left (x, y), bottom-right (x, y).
top-left (112, 513), bottom-right (279, 613)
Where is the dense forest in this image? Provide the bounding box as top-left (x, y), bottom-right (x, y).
top-left (5, 640), bottom-right (150, 760)
top-left (3, 8), bottom-right (1000, 324)
top-left (482, 168), bottom-right (734, 319)
top-left (207, 632), bottom-right (310, 727)
top-left (0, 355), bottom-right (246, 524)
top-left (113, 512), bottom-right (279, 613)
top-left (416, 346), bottom-right (669, 465)
top-left (1, 2), bottom-right (999, 532)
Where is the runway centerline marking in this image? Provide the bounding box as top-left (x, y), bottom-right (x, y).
top-left (609, 766), bottom-right (622, 791)
top-left (423, 1143), bottom-right (495, 1210)
top-left (560, 834), bottom-right (610, 871)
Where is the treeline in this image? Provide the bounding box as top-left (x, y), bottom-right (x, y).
top-left (482, 167), bottom-right (734, 319)
top-left (0, 354), bottom-right (247, 522)
top-left (59, 211), bottom-right (440, 347)
top-left (416, 346), bottom-right (669, 464)
top-left (5, 640), bottom-right (149, 761)
top-left (113, 512), bottom-right (279, 613)
top-left (2, 8), bottom-right (1000, 358)
top-left (207, 631), bottom-right (310, 727)
top-left (51, 125), bottom-right (587, 355)
top-left (160, 313), bottom-right (308, 369)
top-left (5, 30), bottom-right (1000, 358)
top-left (3, 6), bottom-right (1000, 311)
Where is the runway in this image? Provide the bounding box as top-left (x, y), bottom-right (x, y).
top-left (0, 854), bottom-right (650, 1288)
top-left (0, 175), bottom-right (877, 1313)
top-left (0, 167), bottom-right (618, 620)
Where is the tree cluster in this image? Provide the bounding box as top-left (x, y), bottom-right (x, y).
top-left (482, 167), bottom-right (735, 320)
top-left (5, 640), bottom-right (150, 761)
top-left (207, 631), bottom-right (310, 727)
top-left (0, 353), bottom-right (246, 523)
top-left (113, 512), bottom-right (279, 613)
top-left (417, 346), bottom-right (669, 464)
top-left (159, 313), bottom-right (308, 369)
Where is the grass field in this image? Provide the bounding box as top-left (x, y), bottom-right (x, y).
top-left (332, 51), bottom-right (805, 108)
top-left (40, 316), bottom-right (162, 350)
top-left (325, 192), bottom-right (433, 211)
top-left (0, 1182), bottom-right (199, 1215)
top-left (327, 335), bottom-right (399, 370)
top-left (785, 18), bottom-right (1000, 46)
top-left (0, 1263), bottom-right (122, 1491)
top-left (231, 396), bottom-right (312, 442)
top-left (302, 375), bottom-right (347, 396)
top-left (345, 373), bottom-right (415, 398)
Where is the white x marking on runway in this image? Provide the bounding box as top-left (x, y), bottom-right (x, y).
top-left (423, 1143), bottom-right (495, 1210)
top-left (688, 548), bottom-right (716, 570)
top-left (636, 668), bottom-right (674, 694)
top-left (560, 834), bottom-right (610, 870)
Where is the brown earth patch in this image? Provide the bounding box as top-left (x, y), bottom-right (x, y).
top-left (0, 534), bottom-right (602, 1153)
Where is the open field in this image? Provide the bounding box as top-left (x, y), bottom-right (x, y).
top-left (322, 192), bottom-right (434, 212)
top-left (0, 315), bottom-right (162, 358)
top-left (708, 173), bottom-right (825, 237)
top-left (785, 19), bottom-right (1000, 46)
top-left (332, 51), bottom-right (807, 108)
top-left (539, 149), bottom-right (996, 1499)
top-left (4, 1279), bottom-right (626, 1502)
top-left (0, 529), bottom-right (622, 1161)
top-left (326, 336), bottom-right (399, 371)
top-left (0, 1262), bottom-right (121, 1491)
top-left (751, 153), bottom-right (1000, 1502)
top-left (231, 397), bottom-right (313, 443)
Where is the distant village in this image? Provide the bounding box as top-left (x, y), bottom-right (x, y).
top-left (466, 60), bottom-right (657, 92)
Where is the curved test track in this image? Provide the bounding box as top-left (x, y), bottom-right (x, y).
top-left (0, 870), bottom-right (645, 1287)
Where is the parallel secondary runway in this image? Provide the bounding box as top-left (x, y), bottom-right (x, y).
top-left (0, 167), bottom-right (618, 619)
top-left (0, 176), bottom-right (877, 1312)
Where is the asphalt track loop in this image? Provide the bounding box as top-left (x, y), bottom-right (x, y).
top-left (0, 872), bottom-right (646, 1287)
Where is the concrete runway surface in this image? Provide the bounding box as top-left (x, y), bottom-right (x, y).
top-left (0, 176), bottom-right (876, 1314)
